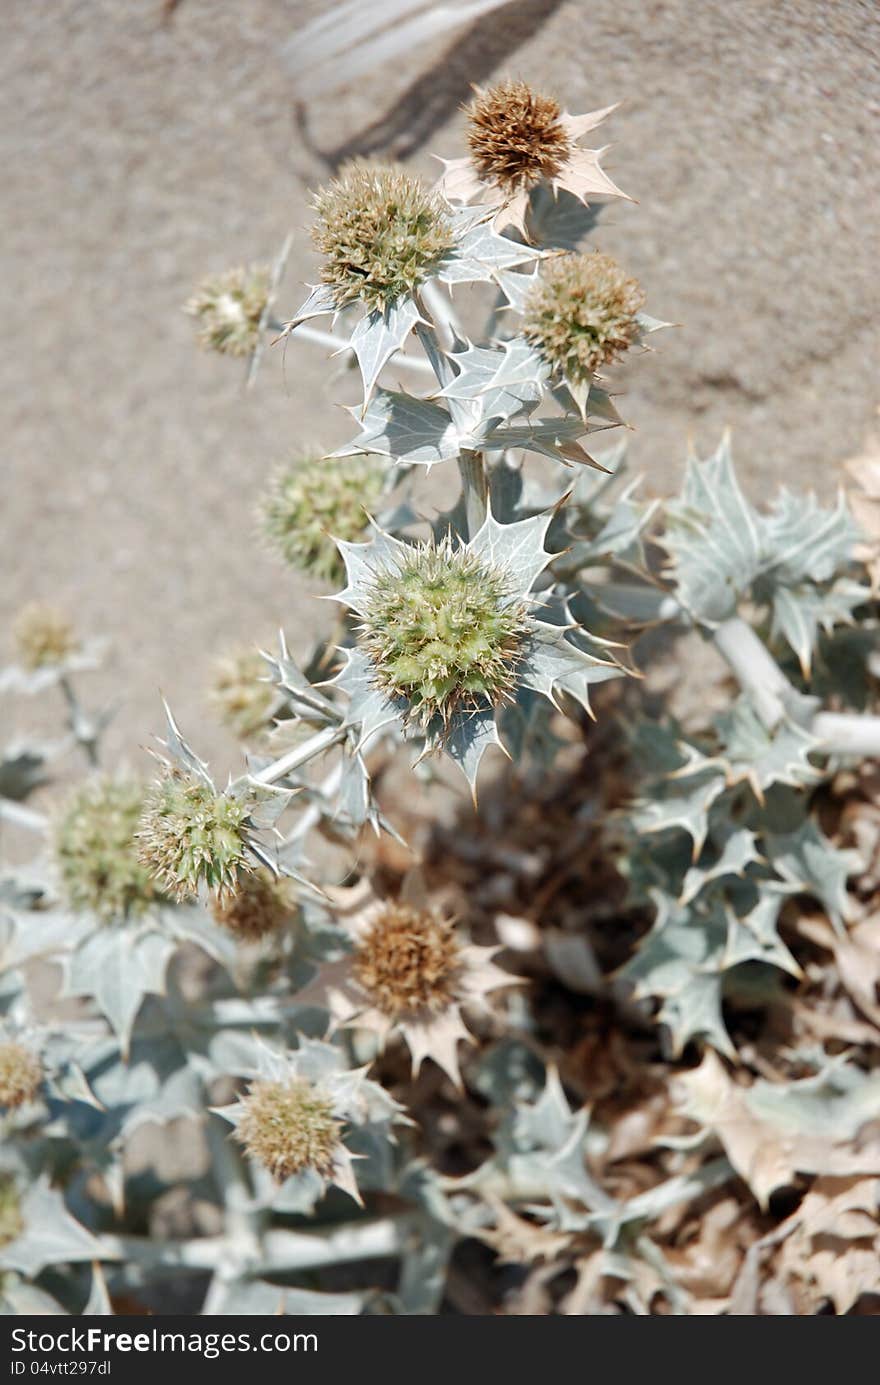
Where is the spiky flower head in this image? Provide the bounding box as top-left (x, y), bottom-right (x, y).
top-left (136, 769), bottom-right (254, 903)
top-left (210, 648), bottom-right (276, 741)
top-left (334, 510), bottom-right (623, 791)
top-left (212, 868), bottom-right (296, 942)
top-left (311, 161), bottom-right (455, 313)
top-left (298, 877), bottom-right (515, 1086)
top-left (353, 902), bottom-right (463, 1020)
top-left (0, 1175), bottom-right (22, 1248)
top-left (185, 264), bottom-right (270, 357)
top-left (217, 1038), bottom-right (405, 1205)
top-left (439, 81), bottom-right (627, 236)
top-left (358, 537), bottom-right (530, 732)
top-left (54, 778), bottom-right (160, 922)
top-left (0, 1043), bottom-right (42, 1109)
top-left (234, 1076), bottom-right (342, 1183)
top-left (467, 80), bottom-right (572, 193)
top-left (13, 603), bottom-right (77, 671)
top-left (259, 454), bottom-right (386, 583)
top-left (523, 252), bottom-right (645, 387)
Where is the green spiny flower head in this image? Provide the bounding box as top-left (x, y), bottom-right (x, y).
top-left (54, 778), bottom-right (160, 923)
top-left (334, 511), bottom-right (623, 792)
top-left (13, 603), bottom-right (77, 671)
top-left (0, 1043), bottom-right (42, 1109)
top-left (359, 537), bottom-right (530, 731)
top-left (523, 251), bottom-right (646, 386)
top-left (311, 161), bottom-right (455, 312)
top-left (185, 264), bottom-right (270, 357)
top-left (234, 1076), bottom-right (343, 1182)
top-left (0, 1175), bottom-right (22, 1248)
top-left (210, 648), bottom-right (276, 741)
top-left (259, 454), bottom-right (386, 583)
top-left (136, 769), bottom-right (254, 903)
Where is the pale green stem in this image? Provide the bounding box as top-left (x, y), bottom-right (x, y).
top-left (458, 450), bottom-right (488, 538)
top-left (268, 319), bottom-right (434, 377)
top-left (250, 724), bottom-right (346, 786)
top-left (98, 1214), bottom-right (414, 1277)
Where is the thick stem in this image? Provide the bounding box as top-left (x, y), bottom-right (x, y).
top-left (458, 449), bottom-right (488, 538)
top-left (714, 616), bottom-right (880, 758)
top-left (250, 724), bottom-right (346, 786)
top-left (269, 320), bottom-right (434, 377)
top-left (97, 1214), bottom-right (414, 1277)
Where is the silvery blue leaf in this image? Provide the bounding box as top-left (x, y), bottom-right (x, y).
top-left (334, 389), bottom-right (459, 467)
top-left (349, 297), bottom-right (423, 406)
top-left (334, 527), bottom-right (411, 615)
top-left (484, 415), bottom-right (607, 467)
top-left (630, 769), bottom-right (728, 858)
top-left (158, 700), bottom-right (213, 786)
top-left (761, 487), bottom-right (856, 586)
top-left (520, 620), bottom-right (621, 714)
top-left (443, 708), bottom-right (504, 795)
top-left (468, 507), bottom-right (555, 594)
top-left (764, 819), bottom-right (859, 933)
top-left (679, 828), bottom-right (762, 906)
top-left (333, 648), bottom-right (403, 751)
top-left (286, 282), bottom-right (338, 330)
top-left (663, 435), bottom-right (763, 625)
top-left (437, 215), bottom-right (543, 285)
top-left (64, 925), bottom-right (176, 1053)
top-left (770, 579), bottom-right (866, 677)
top-left (527, 186), bottom-right (603, 250)
top-left (723, 894), bottom-right (800, 976)
top-left (494, 267), bottom-right (541, 313)
top-left (0, 1179), bottom-right (114, 1278)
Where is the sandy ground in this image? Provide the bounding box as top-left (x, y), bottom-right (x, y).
top-left (3, 0), bottom-right (879, 781)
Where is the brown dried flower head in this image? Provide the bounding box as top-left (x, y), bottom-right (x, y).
top-left (352, 903), bottom-right (463, 1020)
top-left (235, 1076), bottom-right (342, 1183)
top-left (298, 876), bottom-right (516, 1086)
top-left (211, 869), bottom-right (295, 942)
top-left (0, 1042), bottom-right (42, 1109)
top-left (439, 81), bottom-right (626, 237)
top-left (466, 80), bottom-right (572, 193)
top-left (523, 251), bottom-right (645, 387)
top-left (13, 603), bottom-right (77, 671)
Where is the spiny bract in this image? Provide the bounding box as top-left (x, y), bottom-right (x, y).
top-left (13, 603), bottom-right (77, 671)
top-left (358, 539), bottom-right (530, 729)
top-left (259, 454), bottom-right (386, 583)
top-left (185, 264), bottom-right (270, 357)
top-left (311, 162), bottom-right (455, 313)
top-left (234, 1076), bottom-right (342, 1183)
top-left (211, 869), bottom-right (296, 942)
top-left (0, 1043), bottom-right (42, 1109)
top-left (466, 79), bottom-right (572, 192)
top-left (523, 251), bottom-right (646, 385)
top-left (136, 770), bottom-right (253, 902)
top-left (353, 903), bottom-right (463, 1020)
top-left (54, 777), bottom-right (160, 922)
top-left (210, 648), bottom-right (276, 741)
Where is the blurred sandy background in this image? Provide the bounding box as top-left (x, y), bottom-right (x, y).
top-left (3, 0), bottom-right (878, 778)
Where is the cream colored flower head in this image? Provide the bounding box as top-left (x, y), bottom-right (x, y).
top-left (216, 1036), bottom-right (407, 1207)
top-left (297, 873), bottom-right (515, 1087)
top-left (438, 80), bottom-right (630, 236)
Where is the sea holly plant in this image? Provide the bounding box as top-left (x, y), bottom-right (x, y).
top-left (1, 80), bottom-right (879, 1317)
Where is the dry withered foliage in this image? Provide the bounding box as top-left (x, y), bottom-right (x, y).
top-left (361, 696), bottom-right (880, 1315)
